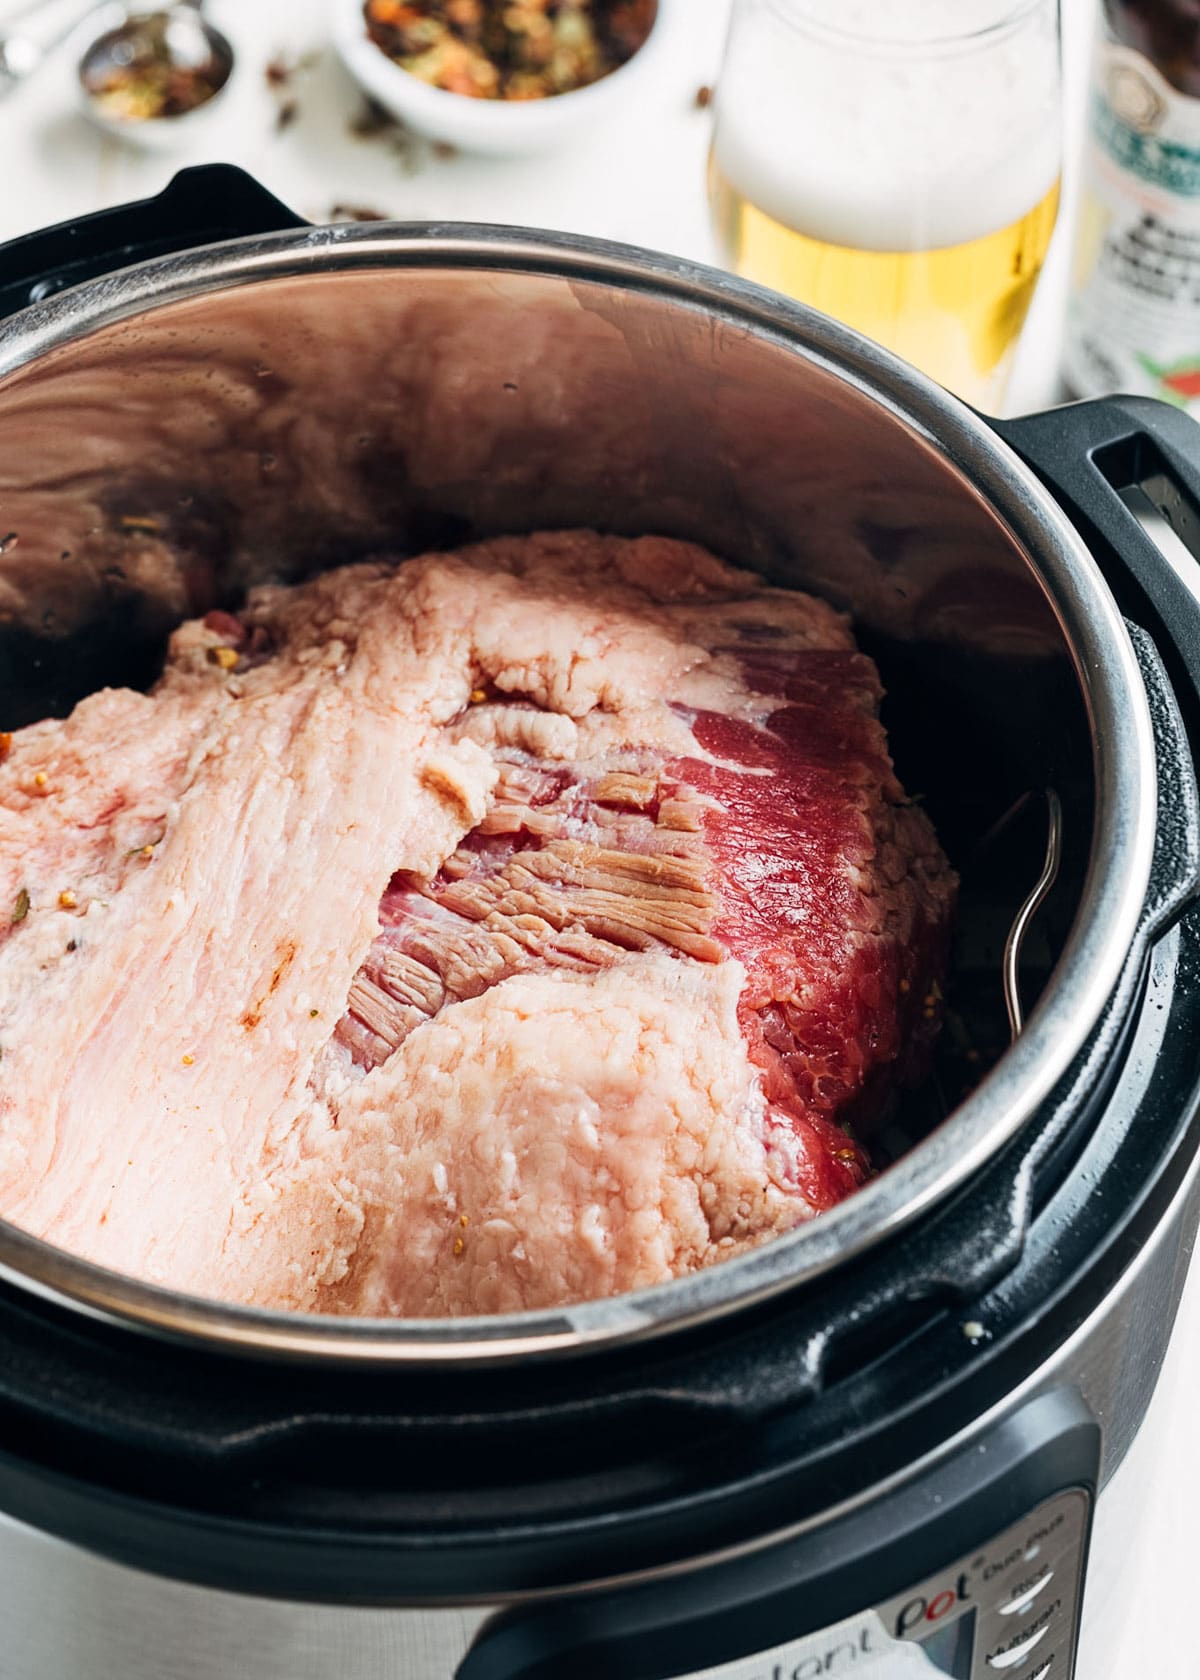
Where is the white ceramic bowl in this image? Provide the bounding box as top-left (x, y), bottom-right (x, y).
top-left (333, 0), bottom-right (678, 157)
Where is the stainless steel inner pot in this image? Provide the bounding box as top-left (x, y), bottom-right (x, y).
top-left (0, 225), bottom-right (1157, 1362)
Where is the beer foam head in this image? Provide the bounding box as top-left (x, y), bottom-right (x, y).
top-left (713, 0), bottom-right (1061, 252)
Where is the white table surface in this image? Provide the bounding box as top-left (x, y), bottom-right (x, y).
top-left (0, 0), bottom-right (1195, 1672)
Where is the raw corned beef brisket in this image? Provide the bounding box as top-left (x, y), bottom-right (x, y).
top-left (0, 533), bottom-right (955, 1316)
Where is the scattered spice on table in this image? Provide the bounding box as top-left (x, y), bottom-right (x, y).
top-left (348, 95), bottom-right (423, 170)
top-left (264, 48), bottom-right (321, 131)
top-left (265, 49), bottom-right (321, 86)
top-left (350, 94), bottom-right (401, 136)
top-left (328, 204), bottom-right (390, 222)
top-left (81, 16), bottom-right (227, 122)
top-left (363, 0), bottom-right (657, 100)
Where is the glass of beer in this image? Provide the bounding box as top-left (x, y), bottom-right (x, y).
top-left (708, 0), bottom-right (1062, 410)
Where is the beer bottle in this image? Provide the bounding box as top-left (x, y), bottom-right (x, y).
top-left (1064, 0), bottom-right (1200, 410)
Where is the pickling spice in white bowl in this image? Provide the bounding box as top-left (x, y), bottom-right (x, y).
top-left (334, 0), bottom-right (674, 156)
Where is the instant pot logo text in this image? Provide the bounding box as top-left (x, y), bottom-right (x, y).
top-left (893, 1572), bottom-right (972, 1639)
top-left (719, 1628), bottom-right (878, 1679)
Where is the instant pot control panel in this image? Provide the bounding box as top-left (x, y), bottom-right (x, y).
top-left (460, 1391), bottom-right (1098, 1680)
top-left (667, 1490), bottom-right (1090, 1680)
top-left (884, 1490), bottom-right (1088, 1680)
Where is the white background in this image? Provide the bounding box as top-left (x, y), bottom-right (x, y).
top-left (0, 0), bottom-right (1194, 1673)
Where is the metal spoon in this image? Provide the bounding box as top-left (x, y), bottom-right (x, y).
top-left (76, 0), bottom-right (235, 145)
top-left (0, 0), bottom-right (100, 94)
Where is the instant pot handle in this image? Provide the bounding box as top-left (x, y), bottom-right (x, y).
top-left (995, 398), bottom-right (1200, 943)
top-left (993, 398), bottom-right (1200, 732)
top-left (0, 165), bottom-right (308, 323)
top-left (1123, 620), bottom-right (1200, 942)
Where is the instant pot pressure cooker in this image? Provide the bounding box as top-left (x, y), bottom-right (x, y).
top-left (1, 166), bottom-right (1200, 1680)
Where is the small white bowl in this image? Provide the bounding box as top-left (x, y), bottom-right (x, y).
top-left (333, 0), bottom-right (677, 158)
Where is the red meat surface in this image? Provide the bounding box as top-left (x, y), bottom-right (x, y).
top-left (335, 608), bottom-right (951, 1223)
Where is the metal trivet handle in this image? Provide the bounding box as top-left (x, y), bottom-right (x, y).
top-left (1003, 788), bottom-right (1063, 1040)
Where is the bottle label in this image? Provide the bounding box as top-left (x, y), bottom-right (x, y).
top-left (1064, 39), bottom-right (1200, 409)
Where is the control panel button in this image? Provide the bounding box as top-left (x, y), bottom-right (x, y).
top-left (986, 1624), bottom-right (1051, 1669)
top-left (998, 1569), bottom-right (1054, 1615)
